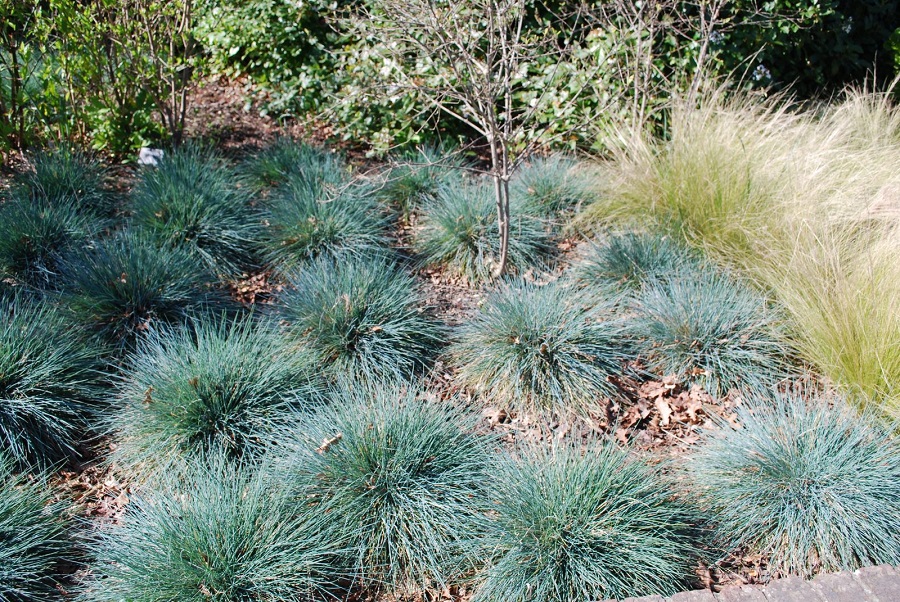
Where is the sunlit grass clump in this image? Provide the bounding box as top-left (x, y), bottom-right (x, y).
top-left (475, 444), bottom-right (698, 602)
top-left (379, 144), bottom-right (464, 216)
top-left (452, 280), bottom-right (627, 413)
top-left (61, 230), bottom-right (225, 349)
top-left (263, 170), bottom-right (391, 270)
top-left (109, 317), bottom-right (319, 477)
top-left (131, 144), bottom-right (259, 276)
top-left (280, 256), bottom-right (443, 382)
top-left (11, 145), bottom-right (113, 216)
top-left (243, 137), bottom-right (344, 191)
top-left (631, 267), bottom-right (787, 397)
top-left (83, 457), bottom-right (342, 602)
top-left (0, 456), bottom-right (70, 602)
top-left (0, 194), bottom-right (100, 289)
top-left (415, 181), bottom-right (553, 283)
top-left (686, 393), bottom-right (900, 576)
top-left (510, 154), bottom-right (595, 215)
top-left (573, 231), bottom-right (700, 291)
top-left (0, 296), bottom-right (99, 466)
top-left (289, 386), bottom-right (492, 592)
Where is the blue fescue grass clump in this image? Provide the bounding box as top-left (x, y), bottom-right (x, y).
top-left (415, 181), bottom-right (554, 283)
top-left (510, 154), bottom-right (596, 215)
top-left (280, 256), bottom-right (443, 383)
top-left (286, 385), bottom-right (493, 592)
top-left (83, 456), bottom-right (343, 602)
top-left (0, 455), bottom-right (70, 601)
top-left (262, 170), bottom-right (392, 270)
top-left (242, 137), bottom-right (344, 191)
top-left (130, 143), bottom-right (259, 276)
top-left (11, 145), bottom-right (114, 216)
top-left (686, 393), bottom-right (900, 577)
top-left (573, 231), bottom-right (702, 291)
top-left (60, 230), bottom-right (226, 349)
top-left (475, 444), bottom-right (699, 602)
top-left (0, 194), bottom-right (101, 289)
top-left (0, 295), bottom-right (100, 467)
top-left (109, 316), bottom-right (320, 477)
top-left (378, 144), bottom-right (465, 216)
top-left (451, 280), bottom-right (628, 413)
top-left (630, 266), bottom-right (787, 397)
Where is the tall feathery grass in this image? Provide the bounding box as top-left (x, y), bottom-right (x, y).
top-left (451, 280), bottom-right (628, 413)
top-left (279, 256), bottom-right (443, 383)
top-left (686, 392), bottom-right (900, 576)
top-left (283, 385), bottom-right (493, 593)
top-left (83, 456), bottom-right (343, 602)
top-left (581, 87), bottom-right (900, 416)
top-left (109, 317), bottom-right (320, 477)
top-left (0, 455), bottom-right (70, 601)
top-left (475, 443), bottom-right (699, 602)
top-left (0, 295), bottom-right (100, 467)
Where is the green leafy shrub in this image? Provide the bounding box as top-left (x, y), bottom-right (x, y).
top-left (378, 144), bottom-right (465, 216)
top-left (61, 230), bottom-right (226, 349)
top-left (109, 316), bottom-right (320, 477)
top-left (510, 155), bottom-right (596, 215)
top-left (415, 181), bottom-right (553, 283)
top-left (287, 385), bottom-right (492, 592)
top-left (263, 170), bottom-right (391, 270)
top-left (10, 145), bottom-right (114, 216)
top-left (572, 231), bottom-right (701, 291)
top-left (631, 267), bottom-right (787, 397)
top-left (686, 393), bottom-right (900, 576)
top-left (0, 194), bottom-right (100, 289)
top-left (476, 443), bottom-right (699, 602)
top-left (131, 144), bottom-right (259, 276)
top-left (0, 295), bottom-right (99, 467)
top-left (451, 280), bottom-right (627, 413)
top-left (83, 455), bottom-right (342, 602)
top-left (280, 256), bottom-right (443, 383)
top-left (242, 138), bottom-right (344, 191)
top-left (0, 455), bottom-right (70, 601)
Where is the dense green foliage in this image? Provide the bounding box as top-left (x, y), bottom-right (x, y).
top-left (130, 144), bottom-right (259, 276)
top-left (415, 181), bottom-right (553, 283)
top-left (0, 455), bottom-right (70, 601)
top-left (687, 393), bottom-right (900, 576)
top-left (83, 456), bottom-right (343, 602)
top-left (476, 444), bottom-right (698, 602)
top-left (110, 317), bottom-right (319, 477)
top-left (451, 280), bottom-right (627, 413)
top-left (287, 386), bottom-right (492, 592)
top-left (61, 230), bottom-right (225, 348)
top-left (630, 267), bottom-right (787, 397)
top-left (0, 296), bottom-right (99, 467)
top-left (280, 256), bottom-right (442, 382)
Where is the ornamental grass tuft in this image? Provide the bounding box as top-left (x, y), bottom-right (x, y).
top-left (262, 169), bottom-right (391, 270)
top-left (61, 230), bottom-right (226, 349)
top-left (630, 266), bottom-right (787, 397)
top-left (378, 144), bottom-right (465, 216)
top-left (415, 181), bottom-right (553, 283)
top-left (285, 385), bottom-right (493, 593)
top-left (82, 456), bottom-right (343, 602)
top-left (686, 392), bottom-right (900, 576)
top-left (0, 295), bottom-right (100, 467)
top-left (109, 316), bottom-right (320, 477)
top-left (11, 145), bottom-right (114, 216)
top-left (0, 194), bottom-right (101, 289)
top-left (475, 443), bottom-right (699, 602)
top-left (242, 137), bottom-right (344, 191)
top-left (510, 154), bottom-right (596, 216)
top-left (0, 455), bottom-right (70, 602)
top-left (280, 255), bottom-right (443, 383)
top-left (573, 231), bottom-right (701, 291)
top-left (451, 279), bottom-right (628, 413)
top-left (130, 143), bottom-right (259, 276)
